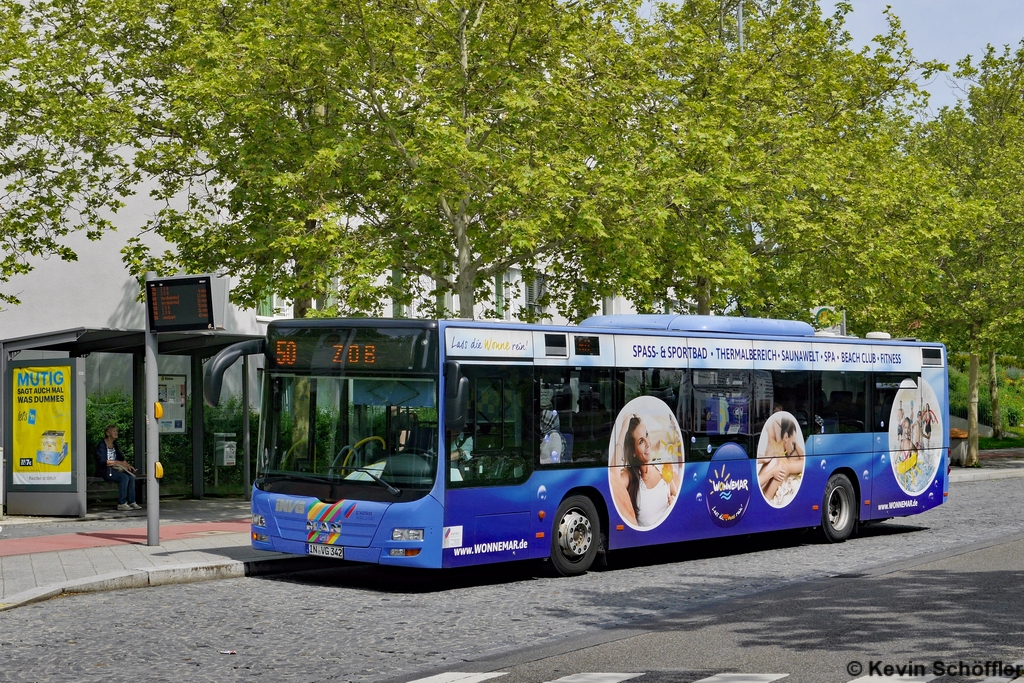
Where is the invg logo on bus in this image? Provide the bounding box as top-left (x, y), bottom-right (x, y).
top-left (275, 498), bottom-right (307, 514)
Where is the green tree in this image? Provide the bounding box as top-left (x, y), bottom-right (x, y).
top-left (626, 0), bottom-right (943, 324)
top-left (919, 44), bottom-right (1024, 465)
top-left (111, 0), bottom-right (650, 320)
top-left (0, 0), bottom-right (137, 305)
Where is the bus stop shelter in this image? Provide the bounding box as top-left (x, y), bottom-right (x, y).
top-left (1, 327), bottom-right (263, 512)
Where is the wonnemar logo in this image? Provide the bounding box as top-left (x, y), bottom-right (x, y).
top-left (706, 443), bottom-right (752, 528)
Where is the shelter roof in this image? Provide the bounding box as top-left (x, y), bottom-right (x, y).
top-left (1, 327), bottom-right (263, 358)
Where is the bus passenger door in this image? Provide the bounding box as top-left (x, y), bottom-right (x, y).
top-left (444, 365), bottom-right (534, 565)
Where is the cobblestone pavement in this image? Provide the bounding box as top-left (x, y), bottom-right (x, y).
top-left (0, 479), bottom-right (1021, 683)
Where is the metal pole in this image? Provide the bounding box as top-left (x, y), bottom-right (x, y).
top-left (243, 354), bottom-right (251, 501)
top-left (145, 272), bottom-right (161, 546)
top-left (191, 355), bottom-right (204, 498)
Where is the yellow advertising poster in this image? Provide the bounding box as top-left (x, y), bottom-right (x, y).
top-left (11, 365), bottom-right (73, 486)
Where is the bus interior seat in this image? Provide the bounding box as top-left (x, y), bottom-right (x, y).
top-left (403, 424), bottom-right (438, 454)
top-left (559, 432), bottom-right (574, 463)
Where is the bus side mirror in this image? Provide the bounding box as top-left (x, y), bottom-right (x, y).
top-left (204, 339), bottom-right (265, 407)
top-left (445, 361), bottom-right (470, 432)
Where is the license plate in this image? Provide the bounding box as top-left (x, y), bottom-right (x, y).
top-left (307, 543), bottom-right (344, 559)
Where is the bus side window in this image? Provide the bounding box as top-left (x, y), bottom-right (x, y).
top-left (449, 365), bottom-right (533, 487)
top-left (813, 371), bottom-right (868, 434)
top-left (752, 370), bottom-right (811, 437)
top-left (873, 373), bottom-right (920, 432)
top-left (537, 367), bottom-right (613, 467)
top-left (691, 369), bottom-right (751, 461)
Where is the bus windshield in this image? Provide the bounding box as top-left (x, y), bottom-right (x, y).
top-left (256, 373), bottom-right (439, 502)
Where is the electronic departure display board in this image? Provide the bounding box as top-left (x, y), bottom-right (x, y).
top-left (267, 326), bottom-right (437, 373)
top-left (146, 277), bottom-right (215, 333)
top-left (574, 336), bottom-right (601, 356)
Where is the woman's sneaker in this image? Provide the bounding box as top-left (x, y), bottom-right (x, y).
top-left (117, 503), bottom-right (132, 511)
top-left (130, 502), bottom-right (142, 510)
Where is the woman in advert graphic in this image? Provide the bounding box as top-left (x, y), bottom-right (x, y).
top-left (94, 425), bottom-right (140, 511)
top-left (757, 415), bottom-right (805, 506)
top-left (613, 415), bottom-right (679, 527)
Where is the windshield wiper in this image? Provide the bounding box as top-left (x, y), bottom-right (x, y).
top-left (257, 472), bottom-right (341, 486)
top-left (329, 466), bottom-right (402, 496)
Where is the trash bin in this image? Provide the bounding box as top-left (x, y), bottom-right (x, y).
top-left (213, 432), bottom-right (237, 488)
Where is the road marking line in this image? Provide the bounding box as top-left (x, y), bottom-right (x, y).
top-left (693, 676), bottom-right (788, 683)
top-left (405, 673), bottom-right (507, 683)
top-left (546, 675), bottom-right (644, 683)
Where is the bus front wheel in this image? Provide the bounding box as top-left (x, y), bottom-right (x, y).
top-left (821, 473), bottom-right (857, 543)
top-left (550, 495), bottom-right (600, 576)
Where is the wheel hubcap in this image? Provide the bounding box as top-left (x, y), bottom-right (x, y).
top-left (828, 487), bottom-right (849, 530)
top-left (558, 509), bottom-right (592, 557)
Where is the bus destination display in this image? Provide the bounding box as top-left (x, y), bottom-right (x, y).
top-left (147, 277), bottom-right (215, 333)
top-left (268, 327), bottom-right (435, 372)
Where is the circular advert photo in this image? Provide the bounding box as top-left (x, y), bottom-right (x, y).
top-left (888, 377), bottom-right (942, 496)
top-left (608, 396), bottom-right (684, 530)
top-left (756, 411), bottom-right (807, 508)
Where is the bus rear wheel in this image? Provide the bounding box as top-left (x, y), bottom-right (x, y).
top-left (550, 495), bottom-right (600, 576)
top-left (821, 473), bottom-right (857, 543)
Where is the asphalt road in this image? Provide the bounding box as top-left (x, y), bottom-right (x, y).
top-left (1, 479), bottom-right (1023, 683)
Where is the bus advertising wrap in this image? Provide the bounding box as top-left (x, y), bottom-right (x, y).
top-left (11, 365), bottom-right (73, 486)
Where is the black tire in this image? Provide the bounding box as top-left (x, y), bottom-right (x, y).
top-left (821, 473), bottom-right (857, 543)
top-left (550, 495), bottom-right (600, 576)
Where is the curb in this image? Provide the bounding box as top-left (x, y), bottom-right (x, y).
top-left (950, 468), bottom-right (1024, 483)
top-left (0, 555), bottom-right (331, 612)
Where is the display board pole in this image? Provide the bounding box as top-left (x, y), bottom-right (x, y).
top-left (145, 272), bottom-right (161, 546)
top-left (243, 355), bottom-right (251, 501)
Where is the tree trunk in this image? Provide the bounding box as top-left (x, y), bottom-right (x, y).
top-left (695, 276), bottom-right (711, 316)
top-left (456, 265), bottom-right (476, 319)
top-left (454, 215), bottom-right (475, 319)
top-left (966, 352), bottom-right (980, 466)
top-left (434, 277), bottom-right (450, 319)
top-left (989, 350), bottom-right (1002, 439)
top-left (292, 298), bottom-right (311, 319)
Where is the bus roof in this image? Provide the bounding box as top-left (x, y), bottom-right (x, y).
top-left (579, 314), bottom-right (815, 337)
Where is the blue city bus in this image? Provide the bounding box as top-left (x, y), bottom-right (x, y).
top-left (204, 315), bottom-right (949, 575)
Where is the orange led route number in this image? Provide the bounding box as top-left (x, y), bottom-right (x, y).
top-left (274, 340), bottom-right (376, 366)
top-left (333, 343), bottom-right (375, 364)
top-left (275, 340), bottom-right (298, 365)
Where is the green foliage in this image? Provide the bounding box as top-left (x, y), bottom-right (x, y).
top-left (917, 45), bottom-right (1024, 353)
top-left (948, 363), bottom-right (1024, 429)
top-left (109, 0), bottom-right (650, 320)
top-left (977, 435), bottom-right (1024, 450)
top-left (5, 0), bottom-right (952, 325)
top-left (623, 1), bottom-right (944, 325)
top-left (85, 390), bottom-right (135, 476)
top-left (0, 0), bottom-right (138, 305)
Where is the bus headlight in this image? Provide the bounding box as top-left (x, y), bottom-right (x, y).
top-left (389, 548), bottom-right (422, 557)
top-left (252, 514), bottom-right (266, 527)
top-left (392, 528), bottom-right (424, 541)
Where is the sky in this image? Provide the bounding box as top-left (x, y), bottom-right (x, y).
top-left (819, 1), bottom-right (1024, 112)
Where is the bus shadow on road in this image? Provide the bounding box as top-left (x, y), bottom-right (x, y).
top-left (261, 521), bottom-right (928, 594)
top-left (703, 566), bottom-right (1024, 664)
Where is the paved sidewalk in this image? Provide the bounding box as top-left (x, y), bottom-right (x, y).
top-left (0, 498), bottom-right (325, 611)
top-left (950, 448), bottom-right (1024, 483)
top-left (0, 455), bottom-right (1021, 613)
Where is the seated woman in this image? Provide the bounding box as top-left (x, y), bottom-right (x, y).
top-left (94, 425), bottom-right (140, 511)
